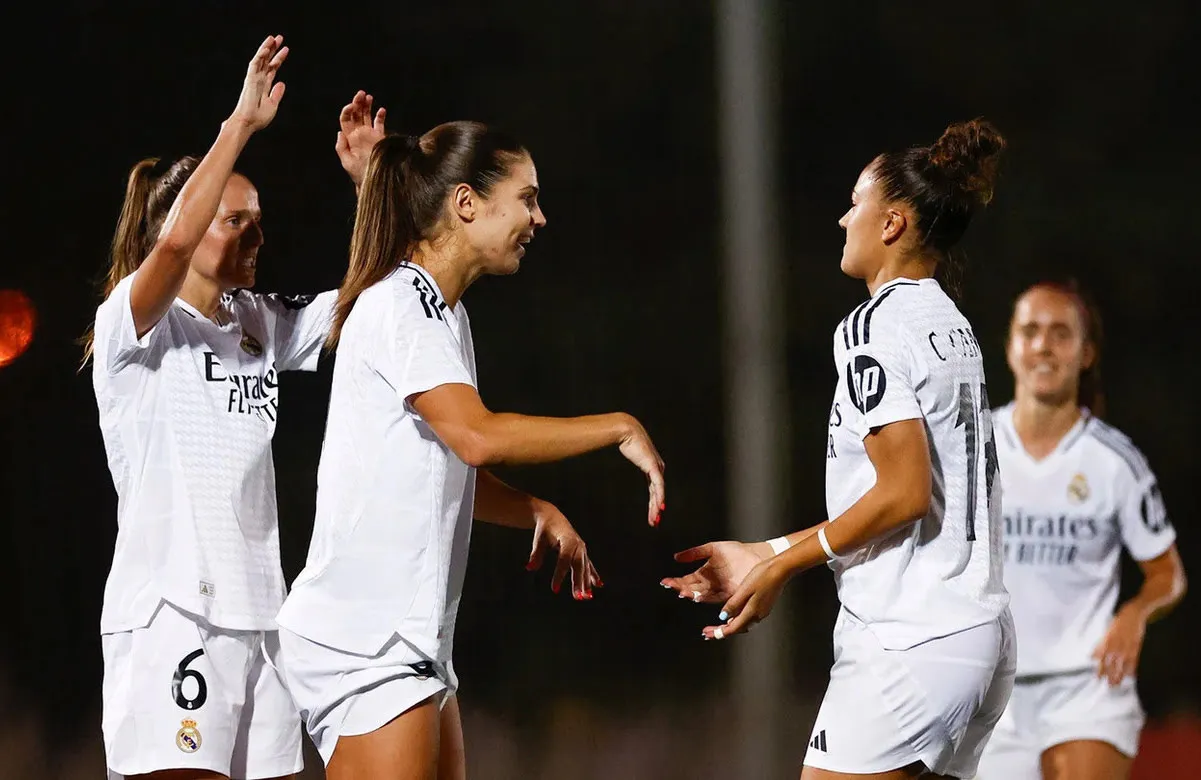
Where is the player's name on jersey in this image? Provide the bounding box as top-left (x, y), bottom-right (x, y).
top-left (203, 351), bottom-right (281, 420)
top-left (926, 326), bottom-right (983, 362)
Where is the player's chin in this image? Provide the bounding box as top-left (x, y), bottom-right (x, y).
top-left (1029, 382), bottom-right (1073, 406)
top-left (839, 250), bottom-right (863, 279)
top-left (224, 268), bottom-right (256, 290)
top-left (492, 249), bottom-right (523, 276)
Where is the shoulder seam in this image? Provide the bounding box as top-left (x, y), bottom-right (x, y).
top-left (1086, 421), bottom-right (1151, 480)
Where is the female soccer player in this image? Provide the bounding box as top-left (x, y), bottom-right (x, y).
top-left (664, 119), bottom-right (1015, 779)
top-left (85, 36), bottom-right (384, 779)
top-left (271, 122), bottom-right (667, 779)
top-left (975, 282), bottom-right (1186, 780)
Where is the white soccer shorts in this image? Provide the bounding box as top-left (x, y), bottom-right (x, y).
top-left (974, 669), bottom-right (1144, 779)
top-left (803, 608), bottom-right (1016, 778)
top-left (269, 628), bottom-right (457, 765)
top-left (101, 601), bottom-right (302, 779)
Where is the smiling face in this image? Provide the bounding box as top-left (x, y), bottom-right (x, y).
top-left (1007, 285), bottom-right (1095, 407)
top-left (189, 174), bottom-right (264, 290)
top-left (460, 153), bottom-right (546, 276)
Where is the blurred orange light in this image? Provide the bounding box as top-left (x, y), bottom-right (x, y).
top-left (0, 289), bottom-right (36, 368)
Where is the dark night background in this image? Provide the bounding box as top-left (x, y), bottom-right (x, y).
top-left (1, 1), bottom-right (1198, 777)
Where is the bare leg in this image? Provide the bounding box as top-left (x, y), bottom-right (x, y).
top-left (1042, 740), bottom-right (1132, 780)
top-left (326, 694), bottom-right (442, 780)
top-left (437, 696), bottom-right (467, 780)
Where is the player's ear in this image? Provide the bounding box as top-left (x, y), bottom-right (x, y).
top-left (451, 184), bottom-right (477, 222)
top-left (881, 207), bottom-right (907, 245)
top-left (1080, 338), bottom-right (1097, 371)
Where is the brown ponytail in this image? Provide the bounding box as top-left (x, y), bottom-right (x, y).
top-left (326, 122), bottom-right (527, 349)
top-left (80, 156), bottom-right (200, 368)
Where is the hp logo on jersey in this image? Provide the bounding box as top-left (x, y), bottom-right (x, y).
top-left (846, 355), bottom-right (886, 413)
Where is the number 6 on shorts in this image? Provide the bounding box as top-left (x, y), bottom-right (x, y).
top-left (171, 648), bottom-right (208, 710)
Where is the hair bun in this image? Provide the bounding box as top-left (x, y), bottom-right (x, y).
top-left (927, 118), bottom-right (1006, 207)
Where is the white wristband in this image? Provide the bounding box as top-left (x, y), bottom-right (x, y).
top-left (767, 536), bottom-right (791, 556)
top-left (817, 527), bottom-right (838, 560)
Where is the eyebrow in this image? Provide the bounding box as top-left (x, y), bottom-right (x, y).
top-left (223, 208), bottom-right (261, 219)
top-left (519, 185), bottom-right (539, 196)
top-left (1019, 320), bottom-right (1073, 329)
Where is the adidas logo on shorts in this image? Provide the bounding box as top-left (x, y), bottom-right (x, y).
top-left (809, 729), bottom-right (827, 752)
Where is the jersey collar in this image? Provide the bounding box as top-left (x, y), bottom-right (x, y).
top-left (1000, 403), bottom-right (1092, 467)
top-left (398, 261), bottom-right (452, 311)
top-left (873, 276), bottom-right (932, 298)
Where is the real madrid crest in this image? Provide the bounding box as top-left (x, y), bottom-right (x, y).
top-left (1067, 473), bottom-right (1090, 504)
top-left (176, 718), bottom-right (202, 753)
top-left (240, 332), bottom-right (263, 357)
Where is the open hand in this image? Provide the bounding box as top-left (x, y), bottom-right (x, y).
top-left (661, 540), bottom-right (769, 604)
top-left (229, 35), bottom-right (288, 132)
top-left (336, 90), bottom-right (387, 188)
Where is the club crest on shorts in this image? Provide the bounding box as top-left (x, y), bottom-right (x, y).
top-left (1067, 473), bottom-right (1089, 503)
top-left (240, 331), bottom-right (264, 357)
top-left (176, 719), bottom-right (202, 753)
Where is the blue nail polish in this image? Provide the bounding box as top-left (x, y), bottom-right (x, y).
top-left (718, 611), bottom-right (728, 621)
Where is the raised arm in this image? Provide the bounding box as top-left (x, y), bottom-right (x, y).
top-left (129, 35), bottom-right (288, 337)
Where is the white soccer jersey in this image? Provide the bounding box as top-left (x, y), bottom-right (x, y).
top-left (824, 277), bottom-right (1009, 650)
top-left (92, 272), bottom-right (335, 633)
top-left (276, 262), bottom-right (478, 664)
top-left (993, 404), bottom-right (1175, 676)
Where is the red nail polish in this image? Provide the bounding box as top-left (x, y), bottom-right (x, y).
top-left (653, 513), bottom-right (660, 525)
top-left (525, 561), bottom-right (535, 571)
top-left (596, 578), bottom-right (604, 587)
top-left (660, 502), bottom-right (666, 511)
top-left (552, 583), bottom-right (560, 594)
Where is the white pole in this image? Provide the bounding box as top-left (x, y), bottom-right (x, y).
top-left (716, 0), bottom-right (791, 776)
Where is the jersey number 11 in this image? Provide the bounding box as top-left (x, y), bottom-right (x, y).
top-left (955, 382), bottom-right (999, 542)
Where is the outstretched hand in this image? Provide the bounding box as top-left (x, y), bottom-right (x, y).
top-left (700, 557), bottom-right (789, 641)
top-left (661, 540), bottom-right (768, 604)
top-left (336, 90), bottom-right (388, 189)
top-left (229, 35), bottom-right (288, 132)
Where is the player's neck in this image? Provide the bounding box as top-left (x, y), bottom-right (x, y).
top-left (866, 255), bottom-right (935, 296)
top-left (408, 243), bottom-right (475, 310)
top-left (1012, 395), bottom-right (1082, 460)
top-left (178, 274), bottom-right (225, 321)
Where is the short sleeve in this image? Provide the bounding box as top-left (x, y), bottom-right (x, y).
top-left (1116, 466), bottom-right (1176, 562)
top-left (266, 290), bottom-right (338, 373)
top-left (843, 334), bottom-right (922, 436)
top-left (93, 272), bottom-right (167, 374)
top-left (377, 297), bottom-right (474, 404)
